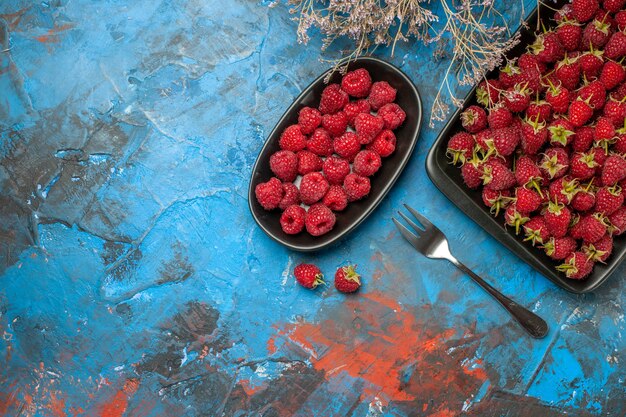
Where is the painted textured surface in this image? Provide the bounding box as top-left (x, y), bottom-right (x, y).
top-left (0, 0), bottom-right (624, 416)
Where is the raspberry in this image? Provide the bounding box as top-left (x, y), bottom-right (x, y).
top-left (571, 0), bottom-right (599, 23)
top-left (298, 107), bottom-right (322, 134)
top-left (299, 172), bottom-right (330, 205)
top-left (462, 159), bottom-right (484, 189)
top-left (578, 80), bottom-right (606, 110)
top-left (344, 99), bottom-right (371, 126)
top-left (280, 205), bottom-right (306, 235)
top-left (603, 98), bottom-right (626, 127)
top-left (305, 204), bottom-right (336, 236)
top-left (368, 81), bottom-right (397, 110)
top-left (579, 50), bottom-right (604, 78)
top-left (353, 150), bottom-right (382, 177)
top-left (322, 185), bottom-right (348, 211)
top-left (583, 234), bottom-right (613, 262)
top-left (476, 79), bottom-right (502, 107)
top-left (581, 18), bottom-right (611, 49)
top-left (608, 207), bottom-right (626, 235)
top-left (460, 105), bottom-right (488, 133)
top-left (322, 156), bottom-right (351, 185)
top-left (377, 103), bottom-right (406, 130)
top-left (446, 132), bottom-right (475, 165)
top-left (255, 177), bottom-right (284, 210)
top-left (279, 125), bottom-right (307, 152)
top-left (297, 150), bottom-right (323, 175)
top-left (489, 106), bottom-right (513, 129)
top-left (604, 31), bottom-right (626, 60)
top-left (322, 111), bottom-right (348, 137)
top-left (307, 128), bottom-right (333, 156)
top-left (557, 251), bottom-right (594, 279)
top-left (354, 113), bottom-right (384, 144)
top-left (341, 68), bottom-right (372, 98)
top-left (568, 98), bottom-right (594, 127)
top-left (270, 150), bottom-right (298, 182)
top-left (319, 83), bottom-right (348, 115)
top-left (543, 236), bottom-right (577, 260)
top-left (572, 189), bottom-right (596, 212)
top-left (344, 173), bottom-right (371, 201)
top-left (616, 11), bottom-right (626, 31)
top-left (573, 126), bottom-right (595, 152)
top-left (366, 130), bottom-right (396, 157)
top-left (600, 61), bottom-right (626, 90)
top-left (556, 22), bottom-right (582, 51)
top-left (279, 182), bottom-right (300, 210)
top-left (333, 132), bottom-right (361, 161)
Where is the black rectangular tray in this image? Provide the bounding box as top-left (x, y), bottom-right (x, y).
top-left (425, 0), bottom-right (624, 293)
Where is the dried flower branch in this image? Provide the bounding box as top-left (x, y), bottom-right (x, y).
top-left (279, 0), bottom-right (530, 127)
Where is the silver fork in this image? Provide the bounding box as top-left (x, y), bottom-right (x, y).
top-left (393, 204), bottom-right (548, 339)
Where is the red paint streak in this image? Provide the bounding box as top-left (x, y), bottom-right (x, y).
top-left (99, 379), bottom-right (139, 417)
top-left (240, 380), bottom-right (265, 396)
top-left (275, 291), bottom-right (488, 408)
top-left (266, 336), bottom-right (277, 355)
top-left (34, 23), bottom-right (74, 43)
top-left (48, 392), bottom-right (67, 417)
top-left (0, 391), bottom-right (15, 415)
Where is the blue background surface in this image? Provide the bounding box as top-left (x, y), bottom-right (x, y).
top-left (0, 0), bottom-right (624, 416)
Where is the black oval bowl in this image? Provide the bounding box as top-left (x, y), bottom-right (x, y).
top-left (248, 57), bottom-right (422, 252)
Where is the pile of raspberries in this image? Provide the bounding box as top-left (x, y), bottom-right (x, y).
top-left (447, 0), bottom-right (626, 280)
top-left (255, 68), bottom-right (406, 236)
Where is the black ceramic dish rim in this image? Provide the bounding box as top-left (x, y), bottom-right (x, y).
top-left (425, 0), bottom-right (623, 293)
top-left (248, 56), bottom-right (423, 252)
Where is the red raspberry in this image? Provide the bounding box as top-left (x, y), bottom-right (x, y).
top-left (604, 31), bottom-right (626, 60)
top-left (368, 81), bottom-right (397, 110)
top-left (499, 62), bottom-right (521, 88)
top-left (333, 132), bottom-right (361, 161)
top-left (571, 0), bottom-right (599, 23)
top-left (571, 189), bottom-right (596, 212)
top-left (344, 173), bottom-right (371, 201)
top-left (307, 128), bottom-right (333, 156)
top-left (556, 22), bottom-right (582, 51)
top-left (341, 68), bottom-right (372, 98)
top-left (578, 80), bottom-right (606, 110)
top-left (610, 82), bottom-right (626, 100)
top-left (476, 78), bottom-right (502, 107)
top-left (557, 251), bottom-right (594, 279)
top-left (279, 182), bottom-right (300, 210)
top-left (377, 103), bottom-right (406, 130)
top-left (583, 234), bottom-right (613, 262)
top-left (293, 263), bottom-right (325, 288)
top-left (353, 150), bottom-right (382, 177)
top-left (515, 187), bottom-right (542, 213)
top-left (319, 83), bottom-right (348, 114)
top-left (568, 98), bottom-right (594, 127)
top-left (367, 130), bottom-right (396, 157)
top-left (305, 204), bottom-right (336, 236)
top-left (519, 53), bottom-right (547, 72)
top-left (503, 85), bottom-right (531, 113)
top-left (482, 159), bottom-right (516, 191)
top-left (505, 203), bottom-right (531, 235)
top-left (544, 201), bottom-right (572, 238)
top-left (603, 98), bottom-right (626, 127)
top-left (299, 172), bottom-right (330, 205)
top-left (446, 132), bottom-right (475, 165)
top-left (460, 105), bottom-right (488, 133)
top-left (298, 107), bottom-right (322, 134)
top-left (280, 205), bottom-right (306, 235)
top-left (608, 207), bottom-right (626, 235)
top-left (520, 118), bottom-right (548, 155)
top-left (601, 155), bottom-right (626, 185)
top-left (255, 177), bottom-right (284, 210)
top-left (354, 113), bottom-right (384, 144)
top-left (344, 99), bottom-right (371, 126)
top-left (573, 126), bottom-right (595, 152)
top-left (322, 111), bottom-right (348, 137)
top-left (297, 150), bottom-right (323, 175)
top-left (545, 82), bottom-right (570, 114)
top-left (600, 61), bottom-right (626, 90)
top-left (549, 177), bottom-right (579, 205)
top-left (581, 18), bottom-right (611, 49)
top-left (554, 56), bottom-right (581, 90)
top-left (530, 32), bottom-right (565, 63)
top-left (543, 236), bottom-right (577, 261)
top-left (570, 151), bottom-right (598, 180)
top-left (604, 0), bottom-right (626, 13)
top-left (489, 106), bottom-right (513, 129)
top-left (616, 11), bottom-right (626, 31)
top-left (279, 125), bottom-right (307, 152)
top-left (523, 216), bottom-right (550, 246)
top-left (270, 150), bottom-right (298, 182)
top-left (462, 159), bottom-right (484, 189)
top-left (579, 50), bottom-right (604, 78)
top-left (578, 213), bottom-right (608, 243)
top-left (595, 186), bottom-right (624, 215)
top-left (322, 185), bottom-right (348, 211)
top-left (323, 156), bottom-right (350, 185)
top-left (548, 118), bottom-right (576, 147)
top-left (540, 147), bottom-right (570, 180)
top-left (482, 188), bottom-right (512, 216)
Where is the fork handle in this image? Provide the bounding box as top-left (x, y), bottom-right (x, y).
top-left (449, 258), bottom-right (548, 339)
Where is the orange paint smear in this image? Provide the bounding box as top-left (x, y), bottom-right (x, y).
top-left (100, 379), bottom-right (139, 417)
top-left (240, 380), bottom-right (266, 397)
top-left (34, 23), bottom-right (74, 43)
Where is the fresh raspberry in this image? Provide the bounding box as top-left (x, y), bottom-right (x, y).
top-left (505, 203), bottom-right (531, 235)
top-left (570, 151), bottom-right (598, 180)
top-left (354, 113), bottom-right (384, 144)
top-left (545, 82), bottom-right (570, 114)
top-left (515, 156), bottom-right (543, 190)
top-left (604, 31), bottom-right (626, 60)
top-left (578, 80), bottom-right (606, 110)
top-left (499, 62), bottom-right (521, 88)
top-left (557, 251), bottom-right (594, 279)
top-left (305, 204), bottom-right (336, 236)
top-left (601, 155), bottom-right (626, 185)
top-left (322, 185), bottom-right (348, 211)
top-left (344, 173), bottom-right (371, 201)
top-left (616, 10), bottom-right (626, 31)
top-left (270, 150), bottom-right (298, 182)
top-left (293, 263), bottom-right (325, 288)
top-left (377, 103), bottom-right (406, 130)
top-left (279, 125), bottom-right (307, 151)
top-left (475, 128), bottom-right (493, 151)
top-left (595, 117), bottom-right (616, 152)
top-left (482, 188), bottom-right (512, 216)
top-left (548, 118), bottom-right (576, 147)
top-left (489, 126), bottom-right (521, 157)
top-left (530, 32), bottom-right (565, 63)
top-left (503, 85), bottom-right (531, 113)
top-left (353, 150), bottom-right (382, 177)
top-left (603, 0), bottom-right (626, 13)
top-left (368, 81), bottom-right (397, 110)
top-left (255, 177), bottom-right (284, 210)
top-left (482, 159), bottom-right (516, 191)
top-left (367, 130), bottom-right (396, 157)
top-left (476, 79), bottom-right (502, 107)
top-left (603, 97), bottom-right (626, 127)
top-left (581, 18), bottom-right (611, 49)
top-left (341, 68), bottom-right (372, 98)
top-left (298, 107), bottom-right (322, 134)
top-left (579, 50), bottom-right (605, 78)
top-left (319, 83), bottom-right (348, 115)
top-left (462, 158), bottom-right (484, 189)
top-left (544, 201), bottom-right (572, 238)
top-left (572, 188), bottom-right (596, 211)
top-left (582, 234), bottom-right (613, 262)
top-left (322, 111), bottom-right (348, 137)
top-left (540, 147), bottom-right (570, 179)
top-left (554, 5), bottom-right (576, 24)
top-left (518, 66), bottom-right (543, 93)
top-left (554, 56), bottom-right (581, 90)
top-left (280, 205), bottom-right (306, 235)
top-left (525, 100), bottom-right (552, 123)
top-left (523, 216), bottom-right (551, 246)
top-left (568, 98), bottom-right (594, 127)
top-left (307, 128), bottom-right (334, 156)
top-left (600, 61), bottom-right (626, 90)
top-left (333, 132), bottom-right (361, 161)
top-left (516, 187), bottom-right (542, 213)
top-left (595, 185), bottom-right (624, 215)
top-left (519, 53), bottom-right (548, 72)
top-left (608, 206), bottom-right (626, 235)
top-left (591, 146), bottom-right (608, 174)
top-left (578, 213), bottom-right (608, 242)
top-left (344, 99), bottom-right (372, 127)
top-left (543, 236), bottom-right (577, 260)
top-left (299, 172), bottom-right (330, 205)
top-left (610, 81), bottom-right (626, 100)
top-left (548, 176), bottom-right (580, 205)
top-left (460, 105), bottom-right (488, 133)
top-left (571, 0), bottom-right (599, 23)
top-left (521, 118), bottom-right (548, 155)
top-left (556, 21), bottom-right (582, 51)
top-left (279, 182), bottom-right (301, 210)
top-left (297, 150), bottom-right (323, 175)
top-left (446, 132), bottom-right (475, 165)
top-left (323, 156), bottom-right (351, 185)
top-left (334, 265), bottom-right (361, 293)
top-left (573, 126), bottom-right (595, 152)
top-left (615, 133), bottom-right (626, 153)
